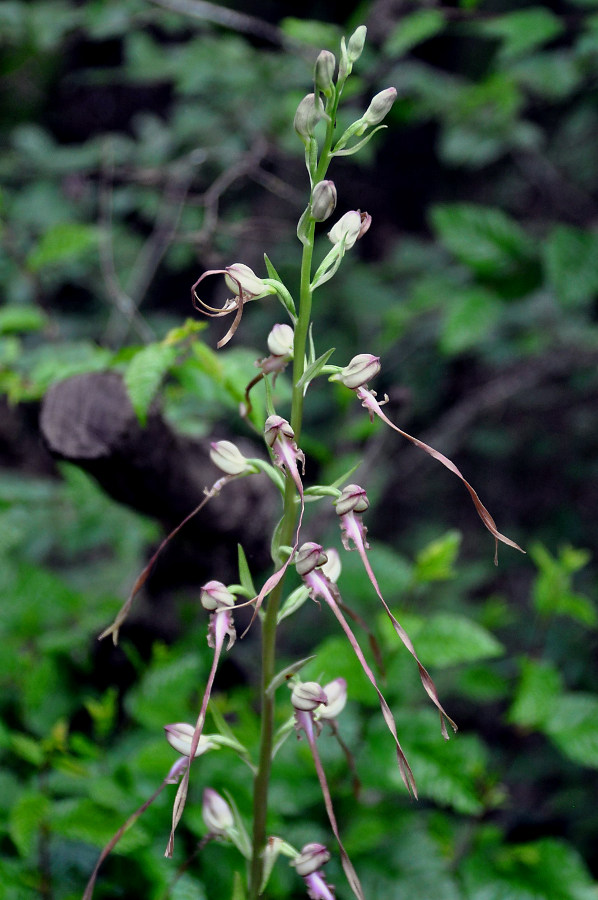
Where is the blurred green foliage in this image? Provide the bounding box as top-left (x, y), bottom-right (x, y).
top-left (2, 0), bottom-right (598, 898)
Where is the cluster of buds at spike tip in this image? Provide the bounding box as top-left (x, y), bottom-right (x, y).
top-left (311, 180), bottom-right (337, 222)
top-left (202, 788), bottom-right (234, 836)
top-left (328, 210), bottom-right (371, 250)
top-left (209, 440), bottom-right (257, 476)
top-left (294, 92), bottom-right (326, 142)
top-left (339, 24), bottom-right (367, 81)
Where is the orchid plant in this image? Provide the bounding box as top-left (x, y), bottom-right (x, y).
top-left (86, 26), bottom-right (523, 900)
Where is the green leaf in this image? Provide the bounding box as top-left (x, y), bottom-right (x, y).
top-left (462, 835), bottom-right (597, 900)
top-left (27, 222), bottom-right (98, 271)
top-left (545, 692), bottom-right (598, 768)
top-left (530, 544), bottom-right (596, 626)
top-left (543, 226), bottom-right (598, 309)
top-left (509, 658), bottom-right (564, 729)
top-left (125, 650), bottom-right (202, 730)
top-left (384, 9), bottom-right (445, 58)
top-left (430, 204), bottom-right (535, 277)
top-left (9, 792), bottom-right (50, 857)
top-left (296, 347), bottom-right (335, 389)
top-left (413, 530), bottom-right (461, 582)
top-left (124, 342), bottom-right (177, 425)
top-left (279, 17), bottom-right (340, 50)
top-left (0, 306), bottom-right (46, 335)
top-left (440, 288), bottom-right (502, 355)
top-left (386, 612), bottom-right (504, 668)
top-left (51, 798), bottom-right (149, 851)
top-left (474, 8), bottom-right (564, 61)
top-left (237, 544), bottom-right (256, 596)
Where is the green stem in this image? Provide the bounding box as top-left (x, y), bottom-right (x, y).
top-left (248, 105), bottom-right (338, 899)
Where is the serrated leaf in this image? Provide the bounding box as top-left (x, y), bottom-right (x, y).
top-left (27, 222), bottom-right (98, 271)
top-left (124, 342), bottom-right (177, 425)
top-left (391, 612), bottom-right (504, 668)
top-left (430, 204), bottom-right (535, 277)
top-left (440, 288), bottom-right (502, 355)
top-left (9, 792), bottom-right (50, 857)
top-left (384, 9), bottom-right (445, 58)
top-left (543, 226), bottom-right (598, 309)
top-left (509, 658), bottom-right (564, 729)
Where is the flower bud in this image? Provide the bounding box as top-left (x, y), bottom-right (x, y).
top-left (267, 323), bottom-right (294, 357)
top-left (318, 678), bottom-right (347, 719)
top-left (311, 180), bottom-right (337, 222)
top-left (294, 93), bottom-right (325, 140)
top-left (202, 788), bottom-right (234, 834)
top-left (295, 542), bottom-right (327, 576)
top-left (338, 353), bottom-right (380, 389)
top-left (336, 483), bottom-right (370, 516)
top-left (291, 681), bottom-right (328, 712)
top-left (328, 210), bottom-right (362, 249)
top-left (200, 580), bottom-right (236, 611)
top-left (291, 843), bottom-right (331, 876)
top-left (210, 440), bottom-right (252, 475)
top-left (347, 25), bottom-right (367, 63)
top-left (224, 263), bottom-right (267, 298)
top-left (314, 50), bottom-right (336, 97)
top-left (320, 547), bottom-right (341, 583)
top-left (264, 414), bottom-right (294, 448)
top-left (362, 87), bottom-right (397, 127)
top-left (164, 723), bottom-right (217, 757)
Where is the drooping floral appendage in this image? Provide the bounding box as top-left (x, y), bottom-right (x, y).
top-left (297, 544), bottom-right (417, 798)
top-left (334, 354), bottom-right (525, 564)
top-left (165, 587), bottom-right (236, 857)
top-left (243, 324), bottom-right (295, 422)
top-left (82, 757), bottom-right (187, 900)
top-left (336, 483), bottom-right (457, 740)
top-left (99, 445), bottom-right (258, 645)
top-left (291, 684), bottom-right (365, 900)
top-left (192, 263), bottom-right (277, 348)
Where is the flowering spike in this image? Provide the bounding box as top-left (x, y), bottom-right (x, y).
top-left (336, 488), bottom-right (457, 738)
top-left (299, 556), bottom-right (417, 798)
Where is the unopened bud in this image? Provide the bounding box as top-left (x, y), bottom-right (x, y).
top-left (347, 25), bottom-right (367, 63)
top-left (328, 210), bottom-right (362, 249)
top-left (291, 843), bottom-right (331, 876)
top-left (202, 788), bottom-right (234, 834)
top-left (264, 415), bottom-right (294, 448)
top-left (294, 93), bottom-right (325, 140)
top-left (314, 50), bottom-right (336, 96)
top-left (291, 681), bottom-right (328, 712)
top-left (339, 353), bottom-right (380, 389)
top-left (311, 180), bottom-right (337, 222)
top-left (164, 723), bottom-right (217, 757)
top-left (295, 542), bottom-right (327, 576)
top-left (267, 323), bottom-right (294, 357)
top-left (362, 87), bottom-right (397, 127)
top-left (210, 440), bottom-right (252, 475)
top-left (320, 547), bottom-right (341, 583)
top-left (224, 263), bottom-right (268, 298)
top-left (318, 678), bottom-right (347, 719)
top-left (336, 483), bottom-right (370, 516)
top-left (200, 580), bottom-right (236, 611)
